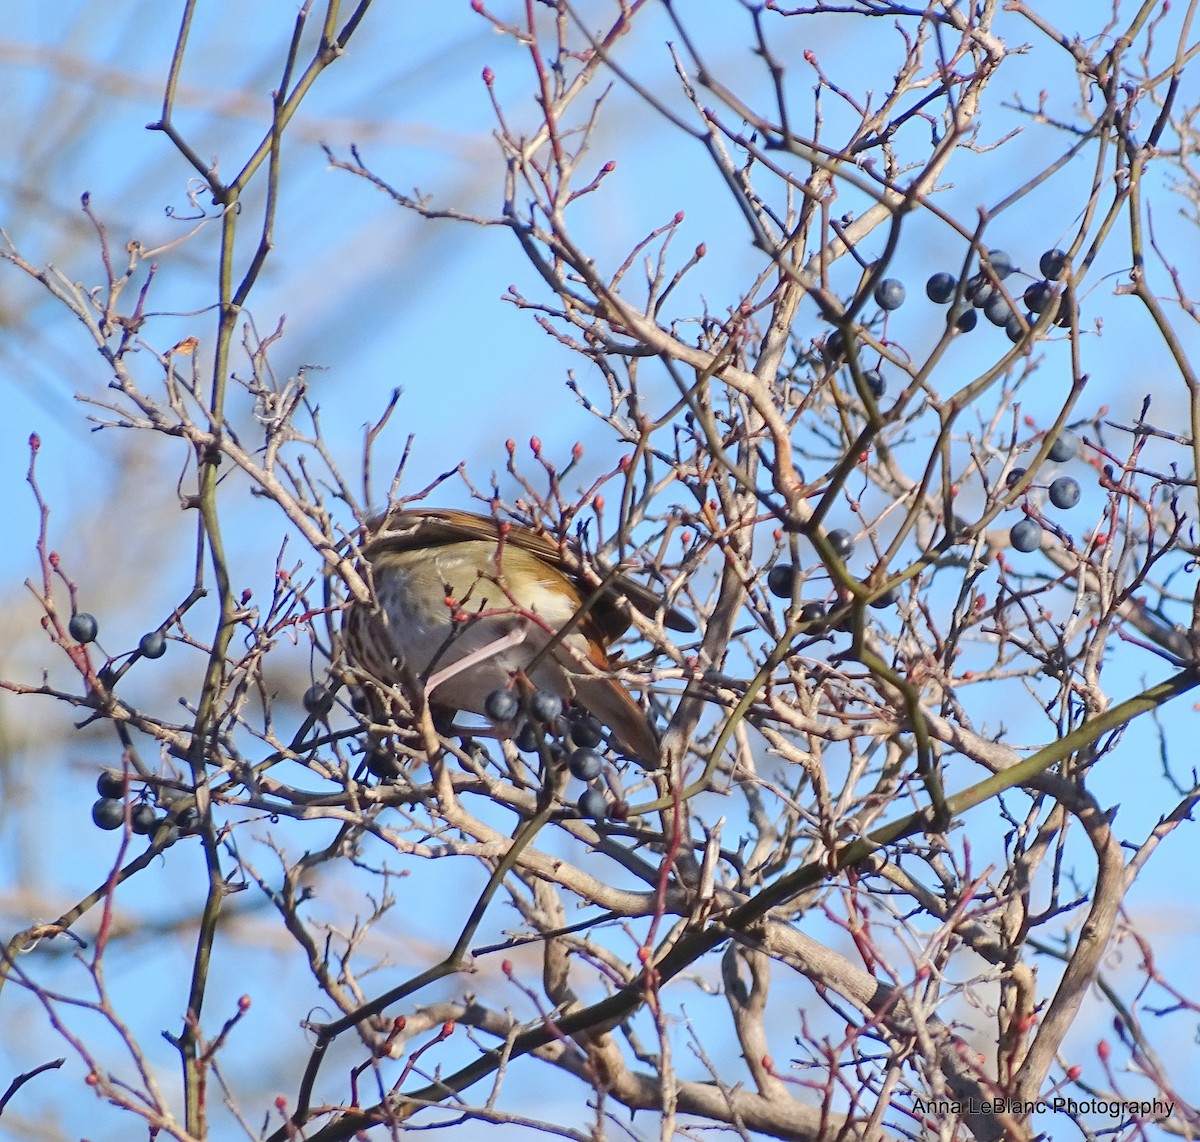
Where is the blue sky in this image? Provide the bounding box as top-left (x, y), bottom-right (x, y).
top-left (2, 2), bottom-right (1199, 1138)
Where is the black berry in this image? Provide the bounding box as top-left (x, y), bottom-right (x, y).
top-left (926, 272), bottom-right (956, 304)
top-left (798, 601), bottom-right (826, 624)
top-left (1047, 432), bottom-right (1079, 463)
top-left (529, 690), bottom-right (564, 723)
top-left (951, 305), bottom-right (977, 332)
top-left (869, 586), bottom-right (897, 609)
top-left (514, 722), bottom-right (540, 753)
top-left (1039, 248), bottom-right (1068, 280)
top-left (985, 249), bottom-right (1014, 279)
top-left (69, 612), bottom-right (98, 643)
top-left (1010, 519), bottom-right (1042, 553)
top-left (366, 750), bottom-right (402, 779)
top-left (578, 788), bottom-right (608, 820)
top-left (1005, 467), bottom-right (1027, 489)
top-left (767, 563), bottom-right (796, 598)
top-left (130, 803), bottom-right (158, 836)
top-left (92, 798), bottom-right (124, 830)
top-left (874, 278), bottom-right (906, 311)
top-left (984, 292), bottom-right (1012, 327)
top-left (1048, 476), bottom-right (1081, 509)
top-left (568, 748), bottom-right (604, 781)
top-left (302, 684), bottom-right (334, 717)
top-left (568, 711), bottom-right (604, 749)
top-left (138, 631), bottom-right (167, 659)
top-left (484, 688), bottom-right (521, 723)
top-left (175, 806), bottom-right (201, 833)
top-left (1023, 281), bottom-right (1054, 313)
top-left (863, 369), bottom-right (886, 398)
top-left (96, 771), bottom-right (124, 799)
top-left (827, 529), bottom-right (855, 560)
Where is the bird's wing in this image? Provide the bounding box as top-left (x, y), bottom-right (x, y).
top-left (364, 508), bottom-right (695, 635)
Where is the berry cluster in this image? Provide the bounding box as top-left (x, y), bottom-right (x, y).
top-left (91, 770), bottom-right (199, 837)
top-left (1007, 430), bottom-right (1084, 553)
top-left (68, 611), bottom-right (169, 660)
top-left (825, 248), bottom-right (1074, 414)
top-left (73, 613), bottom-right (184, 834)
top-left (923, 247), bottom-right (1072, 341)
top-left (484, 688), bottom-right (612, 820)
top-left (768, 529), bottom-right (897, 617)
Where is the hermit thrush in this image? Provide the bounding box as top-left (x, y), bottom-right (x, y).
top-left (343, 508), bottom-right (693, 766)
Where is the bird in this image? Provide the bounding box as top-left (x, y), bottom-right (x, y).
top-left (342, 507), bottom-right (693, 767)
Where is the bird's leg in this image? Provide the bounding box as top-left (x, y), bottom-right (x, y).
top-left (422, 624), bottom-right (529, 697)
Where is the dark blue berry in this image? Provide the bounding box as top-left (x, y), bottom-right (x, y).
top-left (1010, 519), bottom-right (1042, 553)
top-left (138, 631), bottom-right (166, 659)
top-left (874, 278), bottom-right (906, 311)
top-left (96, 771), bottom-right (124, 799)
top-left (484, 688), bottom-right (520, 723)
top-left (971, 282), bottom-right (997, 309)
top-left (529, 690), bottom-right (564, 723)
top-left (568, 711), bottom-right (604, 749)
top-left (767, 563), bottom-right (796, 598)
top-left (1039, 248), bottom-right (1067, 280)
top-left (1005, 467), bottom-right (1027, 489)
top-left (1048, 476), bottom-right (1081, 509)
top-left (69, 612), bottom-right (98, 643)
top-left (130, 803), bottom-right (158, 836)
top-left (951, 305), bottom-right (977, 332)
top-left (985, 249), bottom-right (1014, 279)
top-left (1023, 281), bottom-right (1054, 313)
top-left (1006, 313), bottom-right (1026, 343)
top-left (303, 684), bottom-right (333, 717)
top-left (869, 586), bottom-right (897, 609)
top-left (863, 369), bottom-right (886, 398)
top-left (798, 601), bottom-right (826, 623)
top-left (926, 272), bottom-right (956, 304)
top-left (1047, 432), bottom-right (1078, 462)
top-left (827, 529), bottom-right (855, 560)
top-left (984, 292), bottom-right (1012, 326)
top-left (578, 788), bottom-right (608, 820)
top-left (514, 722), bottom-right (540, 753)
top-left (92, 798), bottom-right (124, 830)
top-left (568, 748), bottom-right (604, 781)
